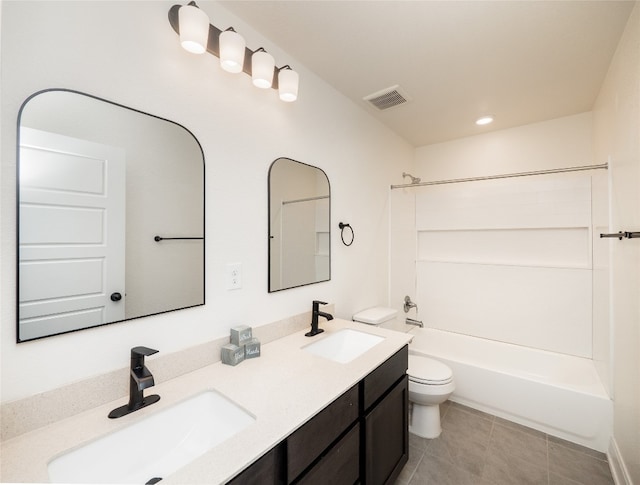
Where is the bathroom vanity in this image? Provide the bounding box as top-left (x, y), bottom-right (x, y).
top-left (0, 319), bottom-right (412, 484)
top-left (230, 346), bottom-right (408, 484)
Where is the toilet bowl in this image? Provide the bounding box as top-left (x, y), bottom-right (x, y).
top-left (352, 307), bottom-right (455, 439)
top-left (408, 354), bottom-right (455, 439)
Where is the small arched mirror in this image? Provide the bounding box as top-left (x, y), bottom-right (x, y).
top-left (17, 89), bottom-right (205, 342)
top-left (268, 158), bottom-right (330, 292)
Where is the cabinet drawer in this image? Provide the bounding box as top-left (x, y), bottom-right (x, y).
top-left (227, 444), bottom-right (285, 485)
top-left (297, 424), bottom-right (360, 485)
top-left (287, 384), bottom-right (359, 481)
top-left (362, 345), bottom-right (408, 411)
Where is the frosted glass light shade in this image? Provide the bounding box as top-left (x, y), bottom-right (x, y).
top-left (219, 30), bottom-right (246, 73)
top-left (252, 50), bottom-right (275, 89)
top-left (178, 4), bottom-right (210, 54)
top-left (278, 68), bottom-right (299, 102)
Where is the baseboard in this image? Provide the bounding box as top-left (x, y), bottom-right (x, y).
top-left (608, 437), bottom-right (633, 485)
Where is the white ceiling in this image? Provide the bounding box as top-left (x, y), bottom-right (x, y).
top-left (220, 0), bottom-right (635, 147)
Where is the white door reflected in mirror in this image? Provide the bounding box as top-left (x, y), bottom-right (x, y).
top-left (19, 128), bottom-right (125, 340)
top-left (17, 89), bottom-right (205, 342)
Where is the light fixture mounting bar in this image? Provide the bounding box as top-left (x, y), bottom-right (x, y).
top-left (168, 4), bottom-right (281, 89)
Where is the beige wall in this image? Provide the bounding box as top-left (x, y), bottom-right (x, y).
top-left (593, 3), bottom-right (640, 483)
top-left (414, 112), bottom-right (595, 179)
top-left (0, 1), bottom-right (413, 403)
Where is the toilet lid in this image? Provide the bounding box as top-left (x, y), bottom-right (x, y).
top-left (352, 307), bottom-right (397, 325)
top-left (408, 355), bottom-right (453, 384)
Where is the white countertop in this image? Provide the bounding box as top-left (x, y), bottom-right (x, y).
top-left (0, 319), bottom-right (412, 484)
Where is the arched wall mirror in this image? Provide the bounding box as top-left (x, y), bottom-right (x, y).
top-left (268, 157), bottom-right (330, 292)
top-left (17, 89), bottom-right (205, 342)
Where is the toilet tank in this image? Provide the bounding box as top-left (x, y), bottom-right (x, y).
top-left (352, 307), bottom-right (398, 325)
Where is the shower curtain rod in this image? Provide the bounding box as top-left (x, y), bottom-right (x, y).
top-left (390, 163), bottom-right (608, 189)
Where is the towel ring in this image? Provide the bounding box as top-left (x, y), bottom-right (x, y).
top-left (339, 222), bottom-right (354, 246)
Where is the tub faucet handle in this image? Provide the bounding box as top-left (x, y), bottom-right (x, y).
top-left (404, 295), bottom-right (418, 313)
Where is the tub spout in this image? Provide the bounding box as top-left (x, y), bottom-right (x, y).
top-left (406, 318), bottom-right (423, 328)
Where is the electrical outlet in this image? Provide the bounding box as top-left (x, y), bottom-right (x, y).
top-left (226, 263), bottom-right (242, 290)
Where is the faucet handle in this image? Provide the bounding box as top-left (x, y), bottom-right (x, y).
top-left (130, 347), bottom-right (159, 368)
top-left (131, 346), bottom-right (159, 358)
top-left (313, 300), bottom-right (328, 307)
top-left (404, 296), bottom-right (418, 313)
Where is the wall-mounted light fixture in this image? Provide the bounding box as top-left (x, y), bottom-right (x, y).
top-left (169, 2), bottom-right (299, 102)
top-left (178, 2), bottom-right (210, 54)
top-left (219, 27), bottom-right (246, 73)
top-left (252, 48), bottom-right (275, 89)
top-left (278, 66), bottom-right (299, 102)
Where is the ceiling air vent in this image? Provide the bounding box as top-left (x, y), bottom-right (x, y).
top-left (363, 85), bottom-right (411, 111)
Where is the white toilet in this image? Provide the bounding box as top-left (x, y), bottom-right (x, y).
top-left (407, 354), bottom-right (454, 438)
top-left (353, 306), bottom-right (455, 439)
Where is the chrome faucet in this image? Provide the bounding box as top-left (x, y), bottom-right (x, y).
top-left (306, 300), bottom-right (334, 337)
top-left (406, 317), bottom-right (424, 328)
top-left (404, 295), bottom-right (418, 313)
top-left (109, 346), bottom-right (161, 419)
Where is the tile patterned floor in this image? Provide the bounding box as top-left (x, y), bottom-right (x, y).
top-left (396, 401), bottom-right (615, 485)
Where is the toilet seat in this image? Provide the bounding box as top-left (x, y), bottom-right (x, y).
top-left (408, 355), bottom-right (453, 385)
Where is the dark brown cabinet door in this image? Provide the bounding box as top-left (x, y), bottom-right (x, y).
top-left (297, 424), bottom-right (360, 485)
top-left (363, 375), bottom-right (409, 485)
top-left (363, 346), bottom-right (408, 410)
top-left (287, 385), bottom-right (359, 482)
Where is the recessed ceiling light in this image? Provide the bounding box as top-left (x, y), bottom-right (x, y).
top-left (476, 115), bottom-right (494, 126)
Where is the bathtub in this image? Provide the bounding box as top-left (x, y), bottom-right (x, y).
top-left (408, 327), bottom-right (612, 452)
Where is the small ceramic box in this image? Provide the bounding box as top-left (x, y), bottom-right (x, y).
top-left (244, 338), bottom-right (261, 359)
top-left (221, 343), bottom-right (245, 366)
top-left (230, 325), bottom-right (253, 346)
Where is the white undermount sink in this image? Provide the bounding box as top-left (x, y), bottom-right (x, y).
top-left (302, 328), bottom-right (385, 363)
top-left (47, 390), bottom-right (255, 484)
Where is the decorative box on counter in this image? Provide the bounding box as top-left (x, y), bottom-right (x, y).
top-left (244, 338), bottom-right (261, 359)
top-left (221, 344), bottom-right (245, 366)
top-left (222, 325), bottom-right (261, 365)
top-left (230, 325), bottom-right (253, 347)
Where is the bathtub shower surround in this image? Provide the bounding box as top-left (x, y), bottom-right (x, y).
top-left (409, 327), bottom-right (612, 452)
top-left (414, 174), bottom-right (595, 357)
top-left (389, 171), bottom-right (613, 451)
